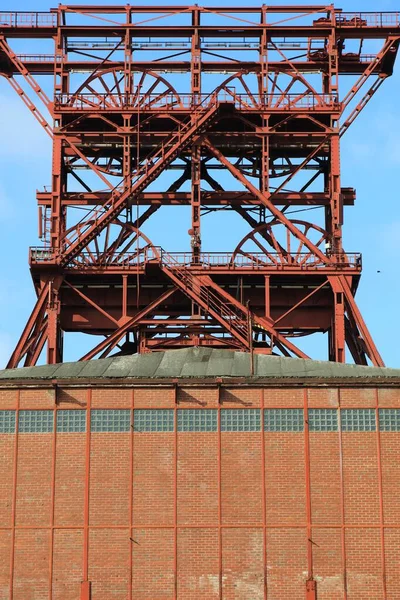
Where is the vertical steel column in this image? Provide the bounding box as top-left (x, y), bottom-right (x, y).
top-left (129, 389), bottom-right (134, 600)
top-left (328, 23), bottom-right (342, 255)
top-left (173, 385), bottom-right (178, 600)
top-left (81, 390), bottom-right (92, 600)
top-left (9, 389), bottom-right (20, 600)
top-left (48, 395), bottom-right (58, 598)
top-left (217, 384), bottom-right (222, 599)
top-left (122, 275), bottom-right (128, 320)
top-left (190, 145), bottom-right (202, 264)
top-left (190, 7), bottom-right (202, 265)
top-left (191, 7), bottom-right (201, 107)
top-left (259, 9), bottom-right (270, 197)
top-left (261, 389), bottom-right (267, 599)
top-left (264, 275), bottom-right (270, 319)
top-left (47, 278), bottom-right (63, 365)
top-left (48, 23), bottom-right (65, 370)
top-left (337, 390), bottom-right (348, 598)
top-left (333, 288), bottom-right (346, 363)
top-left (303, 389), bottom-right (316, 598)
top-left (375, 389), bottom-right (387, 598)
top-left (328, 277), bottom-right (346, 363)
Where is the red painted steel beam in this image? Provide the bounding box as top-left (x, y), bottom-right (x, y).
top-left (3, 60), bottom-right (382, 76)
top-left (79, 287), bottom-right (176, 360)
top-left (36, 190), bottom-right (356, 207)
top-left (204, 139), bottom-right (330, 265)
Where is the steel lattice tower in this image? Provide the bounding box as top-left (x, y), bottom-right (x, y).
top-left (1, 5), bottom-right (399, 368)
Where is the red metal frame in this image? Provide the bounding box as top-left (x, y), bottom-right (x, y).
top-left (1, 5), bottom-right (399, 367)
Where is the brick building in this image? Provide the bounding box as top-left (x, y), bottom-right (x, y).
top-left (0, 347), bottom-right (399, 599)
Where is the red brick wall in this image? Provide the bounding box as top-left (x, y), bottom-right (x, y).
top-left (0, 383), bottom-right (398, 599)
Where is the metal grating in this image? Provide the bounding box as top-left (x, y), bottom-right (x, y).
top-left (308, 409), bottom-right (338, 432)
top-left (134, 409), bottom-right (174, 432)
top-left (341, 409), bottom-right (376, 431)
top-left (19, 410), bottom-right (53, 433)
top-left (178, 409), bottom-right (217, 432)
top-left (57, 410), bottom-right (86, 432)
top-left (91, 409), bottom-right (131, 432)
top-left (221, 409), bottom-right (261, 432)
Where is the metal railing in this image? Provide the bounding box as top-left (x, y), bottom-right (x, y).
top-left (1, 11), bottom-right (399, 29)
top-left (336, 12), bottom-right (400, 28)
top-left (30, 247), bottom-right (362, 270)
top-left (0, 12), bottom-right (57, 27)
top-left (54, 92), bottom-right (338, 112)
top-left (17, 54), bottom-right (61, 63)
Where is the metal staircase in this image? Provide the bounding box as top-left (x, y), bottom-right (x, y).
top-left (60, 98), bottom-right (231, 267)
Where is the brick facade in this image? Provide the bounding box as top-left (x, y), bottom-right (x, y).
top-left (0, 383), bottom-right (399, 599)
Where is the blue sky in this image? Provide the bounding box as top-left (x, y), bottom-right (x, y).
top-left (0, 0), bottom-right (399, 367)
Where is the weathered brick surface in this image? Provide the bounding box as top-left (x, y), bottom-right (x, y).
top-left (131, 528), bottom-right (175, 598)
top-left (381, 433), bottom-right (400, 525)
top-left (177, 528), bottom-right (219, 599)
top-left (342, 433), bottom-right (380, 525)
top-left (385, 529), bottom-right (400, 598)
top-left (178, 386), bottom-right (218, 407)
top-left (264, 387), bottom-right (303, 407)
top-left (0, 382), bottom-right (398, 598)
top-left (0, 531), bottom-right (11, 599)
top-left (54, 433), bottom-right (86, 526)
top-left (378, 387), bottom-right (400, 407)
top-left (339, 388), bottom-right (376, 408)
top-left (88, 528), bottom-right (130, 600)
top-left (15, 433), bottom-right (52, 526)
top-left (52, 529), bottom-right (83, 600)
top-left (221, 387), bottom-right (260, 407)
top-left (309, 432), bottom-right (341, 525)
top-left (308, 387), bottom-right (338, 408)
top-left (221, 432), bottom-right (263, 524)
top-left (134, 387), bottom-right (174, 408)
top-left (0, 435), bottom-right (14, 526)
top-left (312, 528), bottom-right (344, 599)
top-left (0, 389), bottom-right (17, 410)
top-left (91, 388), bottom-right (132, 408)
top-left (345, 528), bottom-right (384, 599)
top-left (19, 388), bottom-right (55, 409)
top-left (90, 433), bottom-right (131, 526)
top-left (132, 432), bottom-right (174, 526)
top-left (13, 529), bottom-right (50, 599)
top-left (177, 432), bottom-right (218, 525)
top-left (265, 432), bottom-right (306, 524)
top-left (222, 528), bottom-right (264, 599)
top-left (57, 388), bottom-right (87, 408)
top-left (266, 528), bottom-right (308, 599)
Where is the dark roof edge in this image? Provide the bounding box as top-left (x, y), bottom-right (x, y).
top-left (0, 376), bottom-right (400, 388)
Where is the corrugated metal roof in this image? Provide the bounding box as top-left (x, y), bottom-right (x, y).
top-left (0, 348), bottom-right (399, 381)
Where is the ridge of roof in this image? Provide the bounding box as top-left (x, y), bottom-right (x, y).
top-left (0, 348), bottom-right (399, 382)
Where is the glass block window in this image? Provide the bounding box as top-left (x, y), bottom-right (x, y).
top-left (19, 410), bottom-right (54, 433)
top-left (57, 410), bottom-right (86, 433)
top-left (91, 410), bottom-right (130, 432)
top-left (178, 410), bottom-right (217, 432)
top-left (221, 409), bottom-right (261, 432)
top-left (134, 410), bottom-right (174, 432)
top-left (264, 409), bottom-right (304, 432)
top-left (379, 409), bottom-right (400, 432)
top-left (341, 409), bottom-right (376, 432)
top-left (308, 409), bottom-right (338, 432)
top-left (0, 411), bottom-right (16, 433)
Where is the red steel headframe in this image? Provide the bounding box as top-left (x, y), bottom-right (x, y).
top-left (1, 4), bottom-right (399, 368)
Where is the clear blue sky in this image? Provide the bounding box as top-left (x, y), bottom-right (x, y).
top-left (0, 0), bottom-right (399, 367)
